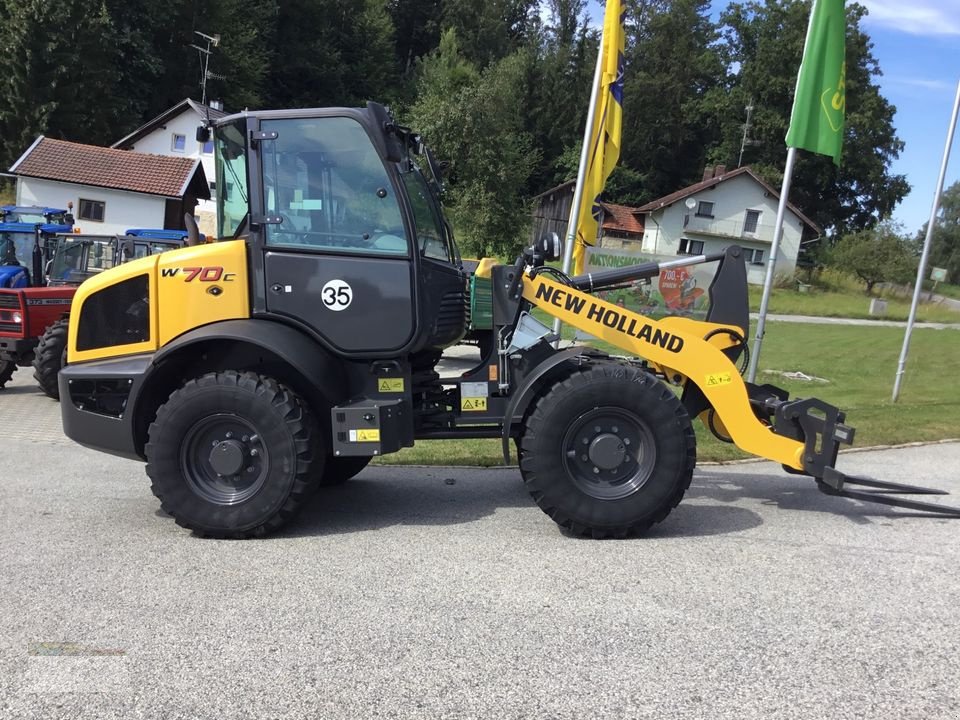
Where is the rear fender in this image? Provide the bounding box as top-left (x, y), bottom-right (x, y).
top-left (133, 319), bottom-right (348, 455)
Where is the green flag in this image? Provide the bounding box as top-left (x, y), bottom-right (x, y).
top-left (785, 0), bottom-right (846, 165)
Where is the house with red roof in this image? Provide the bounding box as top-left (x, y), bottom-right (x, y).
top-left (636, 165), bottom-right (821, 283)
top-left (9, 136), bottom-right (209, 236)
top-left (532, 166), bottom-right (821, 283)
top-left (531, 180), bottom-right (645, 249)
top-left (112, 98), bottom-right (227, 235)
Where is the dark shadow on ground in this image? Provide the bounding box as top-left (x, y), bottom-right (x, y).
top-left (687, 468), bottom-right (959, 524)
top-left (0, 384), bottom-right (44, 397)
top-left (280, 466), bottom-right (768, 539)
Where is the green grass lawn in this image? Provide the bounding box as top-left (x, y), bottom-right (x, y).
top-left (376, 321), bottom-right (960, 466)
top-left (746, 284), bottom-right (960, 323)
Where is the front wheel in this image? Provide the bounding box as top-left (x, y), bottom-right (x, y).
top-left (146, 371), bottom-right (323, 538)
top-left (519, 364), bottom-right (696, 538)
top-left (0, 360), bottom-right (15, 389)
top-left (32, 319), bottom-right (69, 400)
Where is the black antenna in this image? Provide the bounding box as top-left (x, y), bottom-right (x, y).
top-left (190, 31), bottom-right (221, 106)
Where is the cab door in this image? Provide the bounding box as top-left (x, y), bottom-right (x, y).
top-left (258, 116), bottom-right (416, 355)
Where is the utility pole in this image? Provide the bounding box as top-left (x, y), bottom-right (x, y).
top-left (191, 31), bottom-right (221, 106)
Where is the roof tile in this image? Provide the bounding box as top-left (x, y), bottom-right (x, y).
top-left (600, 202), bottom-right (644, 234)
top-left (12, 137), bottom-right (199, 197)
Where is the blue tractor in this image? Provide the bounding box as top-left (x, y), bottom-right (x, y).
top-left (0, 206), bottom-right (75, 289)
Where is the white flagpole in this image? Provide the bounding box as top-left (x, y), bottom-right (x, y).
top-left (746, 147), bottom-right (797, 383)
top-left (892, 77), bottom-right (960, 402)
top-left (746, 1), bottom-right (820, 383)
top-left (553, 39), bottom-right (605, 342)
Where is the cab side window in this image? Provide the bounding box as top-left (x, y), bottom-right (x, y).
top-left (261, 117), bottom-right (409, 256)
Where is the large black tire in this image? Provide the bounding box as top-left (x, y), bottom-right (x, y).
top-left (519, 364), bottom-right (696, 538)
top-left (145, 371), bottom-right (323, 538)
top-left (319, 455), bottom-right (372, 486)
top-left (32, 319), bottom-right (69, 400)
top-left (0, 360), bottom-right (15, 389)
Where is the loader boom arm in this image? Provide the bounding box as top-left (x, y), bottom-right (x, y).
top-left (520, 271), bottom-right (807, 470)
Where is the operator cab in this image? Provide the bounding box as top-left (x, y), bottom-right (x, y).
top-left (210, 102), bottom-right (467, 357)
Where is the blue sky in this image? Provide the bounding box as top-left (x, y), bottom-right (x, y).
top-left (584, 0), bottom-right (960, 235)
top-left (858, 0), bottom-right (960, 235)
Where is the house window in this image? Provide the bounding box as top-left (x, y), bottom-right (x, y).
top-left (171, 133), bottom-right (187, 152)
top-left (678, 238), bottom-right (704, 255)
top-left (743, 209), bottom-right (761, 234)
top-left (78, 198), bottom-right (105, 222)
top-left (201, 139), bottom-right (214, 154)
top-left (743, 248), bottom-right (765, 265)
top-left (209, 181), bottom-right (217, 198)
top-left (696, 201), bottom-right (714, 218)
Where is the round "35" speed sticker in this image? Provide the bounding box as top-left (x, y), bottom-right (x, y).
top-left (321, 279), bottom-right (353, 311)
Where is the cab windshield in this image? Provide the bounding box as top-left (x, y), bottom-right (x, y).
top-left (215, 119), bottom-right (250, 238)
top-left (49, 238), bottom-right (116, 282)
top-left (0, 231), bottom-right (36, 266)
top-left (400, 167), bottom-right (455, 262)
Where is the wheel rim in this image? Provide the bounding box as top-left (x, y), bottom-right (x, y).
top-left (180, 414), bottom-right (269, 505)
top-left (561, 407), bottom-right (656, 500)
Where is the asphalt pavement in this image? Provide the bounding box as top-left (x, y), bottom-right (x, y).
top-left (2, 368), bottom-right (960, 719)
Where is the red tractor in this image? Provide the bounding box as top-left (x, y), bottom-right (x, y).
top-left (0, 229), bottom-right (189, 396)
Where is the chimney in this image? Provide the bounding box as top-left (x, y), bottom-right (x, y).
top-left (715, 164), bottom-right (727, 177)
top-left (702, 166), bottom-right (713, 182)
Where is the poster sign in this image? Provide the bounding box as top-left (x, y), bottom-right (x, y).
top-left (583, 247), bottom-right (712, 322)
top-left (930, 267), bottom-right (948, 283)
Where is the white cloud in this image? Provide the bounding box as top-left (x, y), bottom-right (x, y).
top-left (859, 0), bottom-right (960, 36)
top-left (886, 77), bottom-right (955, 92)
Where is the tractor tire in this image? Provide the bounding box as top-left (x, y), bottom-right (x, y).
top-left (319, 455), bottom-right (372, 486)
top-left (0, 360), bottom-right (15, 389)
top-left (519, 364), bottom-right (696, 538)
top-left (145, 371), bottom-right (323, 538)
top-left (32, 319), bottom-right (69, 400)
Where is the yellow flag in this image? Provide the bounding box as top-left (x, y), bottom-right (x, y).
top-left (572, 0), bottom-right (626, 275)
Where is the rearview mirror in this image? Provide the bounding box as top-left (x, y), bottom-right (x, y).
top-left (536, 232), bottom-right (562, 262)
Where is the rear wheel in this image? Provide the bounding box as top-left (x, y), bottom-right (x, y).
top-left (519, 364), bottom-right (696, 538)
top-left (319, 455), bottom-right (372, 486)
top-left (0, 360), bottom-right (14, 389)
top-left (32, 319), bottom-right (69, 400)
top-left (146, 371), bottom-right (322, 538)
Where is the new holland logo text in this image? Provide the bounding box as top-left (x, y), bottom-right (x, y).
top-left (535, 283), bottom-right (684, 353)
top-left (161, 266), bottom-right (236, 282)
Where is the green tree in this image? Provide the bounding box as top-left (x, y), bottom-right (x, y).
top-left (522, 0), bottom-right (598, 191)
top-left (0, 0), bottom-right (123, 164)
top-left (409, 30), bottom-right (540, 257)
top-left (614, 0), bottom-right (728, 206)
top-left (441, 0), bottom-right (538, 68)
top-left (389, 0), bottom-right (444, 84)
top-left (918, 181), bottom-right (960, 285)
top-left (713, 1), bottom-right (909, 237)
top-left (830, 222), bottom-right (917, 294)
top-left (267, 0), bottom-right (397, 109)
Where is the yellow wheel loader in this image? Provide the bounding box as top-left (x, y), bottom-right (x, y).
top-left (58, 102), bottom-right (959, 537)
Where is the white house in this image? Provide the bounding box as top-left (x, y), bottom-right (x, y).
top-left (10, 137), bottom-right (209, 236)
top-left (637, 166), bottom-right (821, 284)
top-left (112, 99), bottom-right (227, 236)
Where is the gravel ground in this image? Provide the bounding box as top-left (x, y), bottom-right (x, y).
top-left (2, 369), bottom-right (959, 719)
